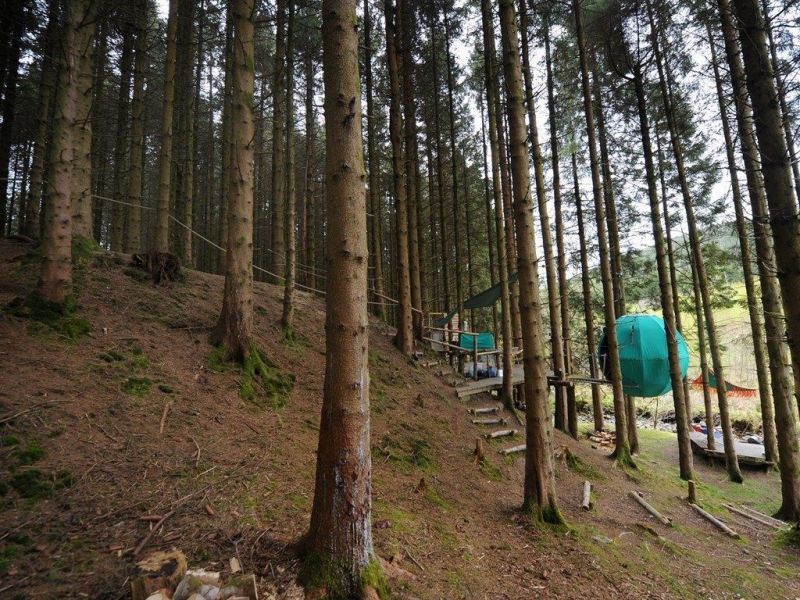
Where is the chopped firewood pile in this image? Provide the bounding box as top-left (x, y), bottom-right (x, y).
top-left (131, 549), bottom-right (258, 600)
top-left (588, 430), bottom-right (616, 448)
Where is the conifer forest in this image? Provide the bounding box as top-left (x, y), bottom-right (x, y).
top-left (2, 0), bottom-right (800, 597)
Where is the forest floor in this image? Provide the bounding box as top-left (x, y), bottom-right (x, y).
top-left (0, 237), bottom-right (798, 600)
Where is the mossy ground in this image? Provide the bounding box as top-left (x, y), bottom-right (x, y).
top-left (299, 552), bottom-right (389, 600)
top-left (208, 344), bottom-right (295, 409)
top-left (5, 292), bottom-right (91, 341)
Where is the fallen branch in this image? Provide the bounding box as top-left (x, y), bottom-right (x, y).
top-left (690, 503), bottom-right (740, 539)
top-left (159, 400), bottom-right (174, 434)
top-left (629, 491), bottom-right (672, 527)
top-left (736, 504), bottom-right (786, 528)
top-left (404, 546), bottom-right (426, 572)
top-left (581, 481), bottom-right (592, 511)
top-left (0, 400), bottom-right (69, 425)
top-left (500, 444), bottom-right (526, 456)
top-left (133, 509), bottom-right (176, 556)
top-left (190, 436), bottom-right (201, 468)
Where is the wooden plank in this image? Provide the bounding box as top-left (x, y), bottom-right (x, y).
top-left (500, 444), bottom-right (526, 455)
top-left (629, 491), bottom-right (672, 526)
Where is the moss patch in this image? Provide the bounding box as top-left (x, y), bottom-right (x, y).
top-left (209, 344), bottom-right (295, 410)
top-left (122, 377), bottom-right (152, 397)
top-left (299, 552), bottom-right (389, 600)
top-left (5, 292), bottom-right (91, 341)
top-left (9, 468), bottom-right (74, 500)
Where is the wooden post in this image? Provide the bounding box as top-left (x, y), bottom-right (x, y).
top-left (581, 481), bottom-right (592, 510)
top-left (687, 480), bottom-right (697, 504)
top-left (473, 334), bottom-right (479, 381)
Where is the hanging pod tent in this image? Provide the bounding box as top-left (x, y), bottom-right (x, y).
top-left (598, 314), bottom-right (689, 398)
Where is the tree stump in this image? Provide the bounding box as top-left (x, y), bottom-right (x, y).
top-left (130, 549), bottom-right (188, 600)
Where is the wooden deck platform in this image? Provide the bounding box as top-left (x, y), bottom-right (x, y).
top-left (689, 431), bottom-right (774, 470)
top-left (455, 367), bottom-right (608, 399)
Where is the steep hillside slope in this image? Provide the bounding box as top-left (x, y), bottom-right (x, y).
top-left (0, 238), bottom-right (798, 600)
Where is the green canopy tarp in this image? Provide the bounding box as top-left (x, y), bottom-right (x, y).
top-left (459, 332), bottom-right (496, 351)
top-left (598, 314), bottom-right (689, 398)
top-left (435, 273), bottom-right (519, 327)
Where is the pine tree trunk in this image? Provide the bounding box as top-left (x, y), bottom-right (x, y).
top-left (24, 0), bottom-right (59, 239)
top-left (498, 0), bottom-right (562, 523)
top-left (689, 240), bottom-right (716, 452)
top-left (90, 24), bottom-right (108, 242)
top-left (304, 1), bottom-right (379, 591)
top-left (760, 0), bottom-right (800, 203)
top-left (385, 0), bottom-right (413, 355)
top-left (125, 0), bottom-right (148, 254)
top-left (212, 0), bottom-right (255, 360)
top-left (110, 26), bottom-right (133, 251)
top-left (154, 0), bottom-right (178, 252)
top-left (399, 0), bottom-right (422, 336)
top-left (480, 0), bottom-right (513, 406)
top-left (190, 0), bottom-right (205, 267)
top-left (478, 92), bottom-right (498, 336)
top-left (39, 0), bottom-right (83, 305)
top-left (363, 0), bottom-right (386, 320)
top-left (593, 65), bottom-right (637, 452)
top-left (647, 0), bottom-right (741, 481)
top-left (0, 0), bottom-right (23, 233)
top-left (572, 152), bottom-right (603, 432)
top-left (543, 12), bottom-right (576, 436)
top-left (518, 0), bottom-right (569, 437)
top-left (444, 14), bottom-right (464, 323)
top-left (631, 59), bottom-right (694, 481)
top-left (573, 0), bottom-right (631, 464)
top-left (725, 0), bottom-right (800, 519)
top-left (707, 24), bottom-right (777, 462)
top-left (304, 51), bottom-right (316, 291)
top-left (429, 5), bottom-right (451, 326)
top-left (655, 121), bottom-right (694, 422)
top-left (217, 3), bottom-right (233, 272)
top-left (69, 1), bottom-right (96, 240)
top-left (281, 0), bottom-right (297, 329)
top-left (269, 0), bottom-right (287, 283)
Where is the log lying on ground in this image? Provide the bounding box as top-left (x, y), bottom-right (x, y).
top-left (500, 444), bottom-right (526, 456)
top-left (690, 503), bottom-right (740, 539)
top-left (485, 429), bottom-right (517, 439)
top-left (471, 417), bottom-right (508, 425)
top-left (724, 504), bottom-right (782, 529)
top-left (734, 504), bottom-right (786, 528)
top-left (629, 491), bottom-right (672, 526)
top-left (469, 406), bottom-right (500, 415)
top-left (581, 481), bottom-right (592, 510)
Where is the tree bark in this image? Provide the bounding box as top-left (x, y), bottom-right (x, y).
top-left (573, 0), bottom-right (632, 464)
top-left (725, 0), bottom-right (800, 519)
top-left (543, 11), bottom-right (576, 437)
top-left (217, 3), bottom-right (233, 272)
top-left (110, 25), bottom-right (133, 251)
top-left (270, 0), bottom-right (287, 282)
top-left (498, 0), bottom-right (562, 523)
top-left (707, 24), bottom-right (777, 463)
top-left (518, 0), bottom-right (569, 437)
top-left (480, 0), bottom-right (513, 406)
top-left (304, 50), bottom-right (316, 290)
top-left (572, 152), bottom-right (603, 432)
top-left (385, 0), bottom-right (413, 355)
top-left (69, 0), bottom-right (96, 240)
top-left (39, 0), bottom-right (82, 305)
top-left (304, 0), bottom-right (379, 592)
top-left (24, 0), bottom-right (59, 239)
top-left (363, 0), bottom-right (386, 320)
top-left (212, 0), bottom-right (256, 361)
top-left (281, 0), bottom-right (297, 329)
top-left (154, 0), bottom-right (179, 252)
top-left (126, 0), bottom-right (148, 254)
top-left (646, 0), bottom-right (741, 482)
top-left (0, 0), bottom-right (23, 233)
top-left (593, 65), bottom-right (637, 453)
top-left (630, 58), bottom-right (694, 481)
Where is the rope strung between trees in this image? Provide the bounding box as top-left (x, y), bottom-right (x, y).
top-left (89, 195), bottom-right (400, 310)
